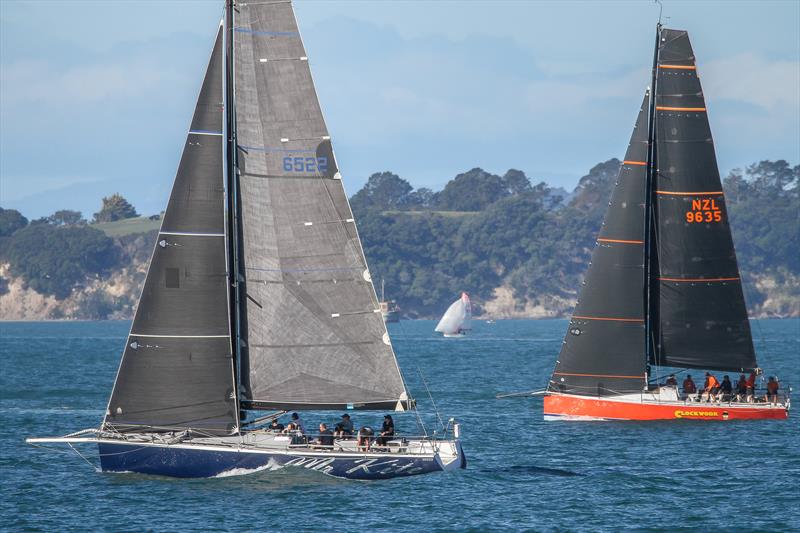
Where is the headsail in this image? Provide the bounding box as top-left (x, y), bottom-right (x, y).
top-left (435, 293), bottom-right (471, 334)
top-left (651, 29), bottom-right (756, 372)
top-left (232, 2), bottom-right (408, 411)
top-left (104, 26), bottom-right (238, 434)
top-left (548, 94), bottom-right (650, 396)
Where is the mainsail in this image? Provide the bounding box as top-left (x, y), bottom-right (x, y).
top-left (549, 25), bottom-right (757, 397)
top-left (549, 95), bottom-right (650, 396)
top-left (650, 29), bottom-right (756, 372)
top-left (435, 293), bottom-right (472, 335)
top-left (104, 26), bottom-right (238, 434)
top-left (232, 1), bottom-right (408, 411)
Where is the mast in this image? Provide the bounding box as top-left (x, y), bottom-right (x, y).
top-left (224, 0), bottom-right (243, 427)
top-left (643, 23), bottom-right (662, 378)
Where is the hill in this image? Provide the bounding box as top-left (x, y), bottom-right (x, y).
top-left (0, 159), bottom-right (797, 320)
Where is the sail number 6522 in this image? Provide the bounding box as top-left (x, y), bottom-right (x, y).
top-left (283, 156), bottom-right (328, 173)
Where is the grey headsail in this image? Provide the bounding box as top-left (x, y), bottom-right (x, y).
top-left (548, 94), bottom-right (650, 396)
top-left (232, 2), bottom-right (409, 411)
top-left (104, 26), bottom-right (238, 434)
top-left (650, 29), bottom-right (756, 372)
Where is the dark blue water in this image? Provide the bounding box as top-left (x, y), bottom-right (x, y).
top-left (1, 319), bottom-right (798, 531)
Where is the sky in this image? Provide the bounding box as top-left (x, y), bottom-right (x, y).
top-left (1, 0), bottom-right (798, 219)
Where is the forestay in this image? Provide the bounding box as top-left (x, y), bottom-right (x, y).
top-left (104, 27), bottom-right (238, 434)
top-left (232, 1), bottom-right (408, 411)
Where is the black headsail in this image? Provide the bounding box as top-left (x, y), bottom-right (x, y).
top-left (548, 94), bottom-right (650, 397)
top-left (650, 28), bottom-right (756, 372)
top-left (232, 1), bottom-right (409, 411)
top-left (104, 25), bottom-right (238, 434)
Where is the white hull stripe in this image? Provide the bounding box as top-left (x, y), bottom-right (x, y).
top-left (160, 231), bottom-right (225, 237)
top-left (130, 334), bottom-right (230, 339)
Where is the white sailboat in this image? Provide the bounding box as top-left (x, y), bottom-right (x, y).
top-left (435, 292), bottom-right (472, 337)
top-left (25, 0), bottom-right (465, 480)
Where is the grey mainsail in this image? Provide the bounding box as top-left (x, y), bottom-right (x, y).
top-left (104, 26), bottom-right (238, 434)
top-left (232, 1), bottom-right (408, 411)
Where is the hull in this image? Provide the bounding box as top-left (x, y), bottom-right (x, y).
top-left (544, 393), bottom-right (789, 421)
top-left (98, 440), bottom-right (465, 480)
top-left (382, 310), bottom-right (400, 323)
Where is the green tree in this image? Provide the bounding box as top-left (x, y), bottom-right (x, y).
top-left (0, 207), bottom-right (28, 236)
top-left (49, 209), bottom-right (85, 226)
top-left (93, 193), bottom-right (138, 223)
top-left (349, 172), bottom-right (413, 213)
top-left (436, 168), bottom-right (509, 211)
top-left (5, 224), bottom-right (119, 298)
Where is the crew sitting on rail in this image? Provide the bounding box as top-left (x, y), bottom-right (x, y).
top-left (312, 423), bottom-right (334, 448)
top-left (719, 375), bottom-right (733, 401)
top-left (766, 377), bottom-right (780, 404)
top-left (702, 372), bottom-right (720, 402)
top-left (357, 426), bottom-right (374, 451)
top-left (746, 371), bottom-right (757, 403)
top-left (376, 415), bottom-right (395, 446)
top-left (334, 413), bottom-right (354, 438)
top-left (735, 374), bottom-right (748, 402)
top-left (665, 374), bottom-right (678, 387)
top-left (269, 419), bottom-right (285, 432)
top-left (682, 374), bottom-right (697, 399)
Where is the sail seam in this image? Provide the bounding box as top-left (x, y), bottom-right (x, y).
top-left (597, 238), bottom-right (644, 244)
top-left (130, 334), bottom-right (230, 338)
top-left (658, 64), bottom-right (696, 70)
top-left (622, 160), bottom-right (647, 166)
top-left (572, 315), bottom-right (644, 323)
top-left (554, 372), bottom-right (643, 379)
top-left (655, 106), bottom-right (706, 111)
top-left (659, 277), bottom-right (739, 282)
top-left (160, 231), bottom-right (225, 237)
top-left (655, 190), bottom-right (723, 196)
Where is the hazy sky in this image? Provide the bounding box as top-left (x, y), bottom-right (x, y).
top-left (1, 0), bottom-right (798, 218)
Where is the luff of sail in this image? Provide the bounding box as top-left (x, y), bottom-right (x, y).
top-left (651, 29), bottom-right (756, 372)
top-left (435, 293), bottom-right (471, 335)
top-left (548, 95), bottom-right (650, 396)
top-left (104, 26), bottom-right (238, 435)
top-left (232, 2), bottom-right (408, 411)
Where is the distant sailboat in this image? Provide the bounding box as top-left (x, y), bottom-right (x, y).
top-left (435, 293), bottom-right (471, 337)
top-left (541, 24), bottom-right (789, 421)
top-left (26, 0), bottom-right (465, 479)
top-left (379, 278), bottom-right (400, 323)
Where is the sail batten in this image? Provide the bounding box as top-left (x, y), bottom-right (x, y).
top-left (232, 1), bottom-right (408, 410)
top-left (103, 28), bottom-right (237, 434)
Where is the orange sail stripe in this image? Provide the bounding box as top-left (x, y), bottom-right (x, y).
top-left (597, 238), bottom-right (643, 244)
top-left (658, 64), bottom-right (696, 70)
top-left (659, 277), bottom-right (740, 283)
top-left (572, 315), bottom-right (644, 323)
top-left (553, 372), bottom-right (643, 380)
top-left (622, 160), bottom-right (647, 166)
top-left (656, 190), bottom-right (724, 196)
top-left (656, 106), bottom-right (706, 112)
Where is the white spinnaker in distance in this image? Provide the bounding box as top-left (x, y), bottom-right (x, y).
top-left (435, 293), bottom-right (471, 334)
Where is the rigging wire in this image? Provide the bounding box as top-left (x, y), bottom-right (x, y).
top-left (417, 367), bottom-right (446, 433)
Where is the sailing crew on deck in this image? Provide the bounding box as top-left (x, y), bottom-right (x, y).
top-left (682, 375), bottom-right (697, 399)
top-left (766, 377), bottom-right (780, 404)
top-left (334, 413), bottom-right (354, 438)
top-left (377, 415), bottom-right (395, 446)
top-left (735, 374), bottom-right (748, 402)
top-left (746, 371), bottom-right (757, 403)
top-left (665, 374), bottom-right (678, 387)
top-left (719, 375), bottom-right (733, 401)
top-left (269, 419), bottom-right (284, 432)
top-left (357, 426), bottom-right (374, 451)
top-left (283, 412), bottom-right (305, 435)
top-left (313, 423), bottom-right (334, 448)
top-left (702, 372), bottom-right (720, 402)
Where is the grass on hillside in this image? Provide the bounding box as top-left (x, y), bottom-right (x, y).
top-left (93, 216), bottom-right (161, 237)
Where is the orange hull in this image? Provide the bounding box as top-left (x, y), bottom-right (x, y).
top-left (544, 394), bottom-right (788, 421)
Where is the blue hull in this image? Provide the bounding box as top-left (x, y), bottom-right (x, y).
top-left (97, 442), bottom-right (446, 480)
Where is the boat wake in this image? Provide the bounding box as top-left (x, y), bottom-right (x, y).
top-left (213, 458), bottom-right (285, 478)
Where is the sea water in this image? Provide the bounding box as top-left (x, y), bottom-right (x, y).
top-left (1, 319), bottom-right (798, 531)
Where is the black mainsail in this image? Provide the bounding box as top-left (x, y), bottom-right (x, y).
top-left (104, 26), bottom-right (238, 434)
top-left (549, 25), bottom-right (757, 397)
top-left (651, 29), bottom-right (756, 372)
top-left (231, 1), bottom-right (409, 411)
